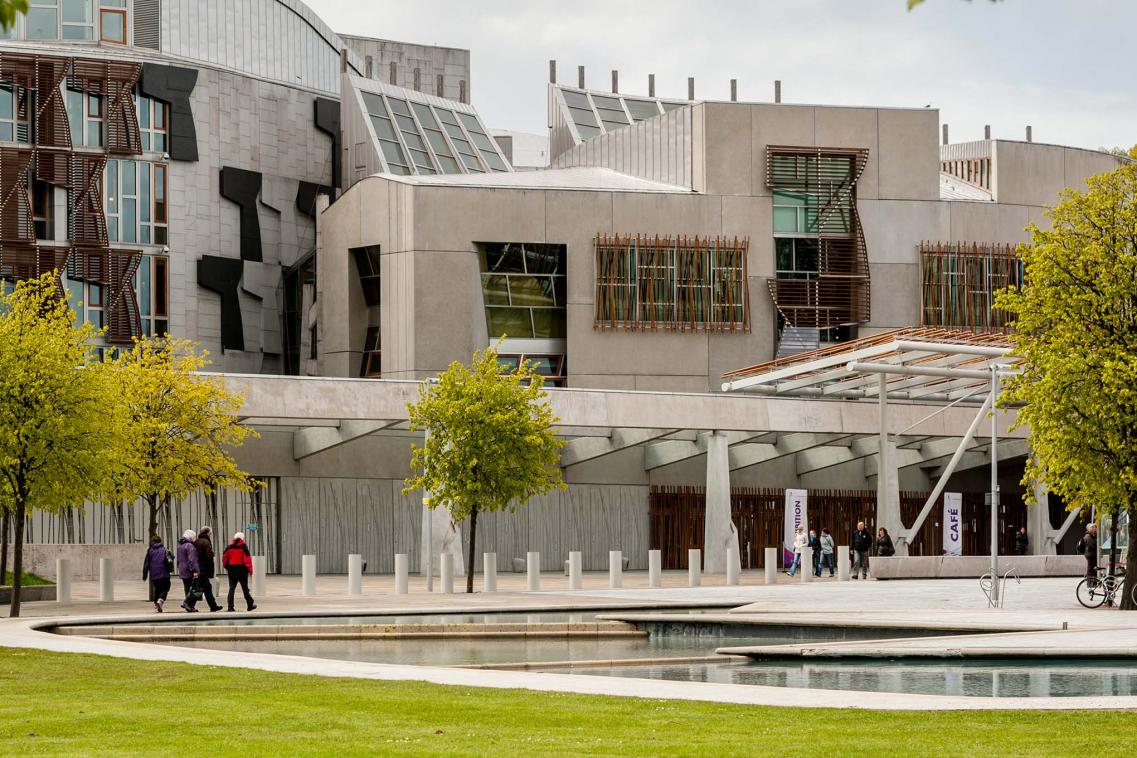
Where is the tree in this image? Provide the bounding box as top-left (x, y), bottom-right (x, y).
top-left (0, 1), bottom-right (27, 32)
top-left (996, 162), bottom-right (1137, 609)
top-left (0, 273), bottom-right (118, 617)
top-left (1100, 145), bottom-right (1137, 160)
top-left (104, 337), bottom-right (257, 541)
top-left (404, 346), bottom-right (565, 593)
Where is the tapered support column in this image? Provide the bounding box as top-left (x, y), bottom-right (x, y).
top-left (876, 375), bottom-right (904, 553)
top-left (421, 504), bottom-right (465, 579)
top-left (704, 430), bottom-right (740, 574)
top-left (1027, 476), bottom-right (1056, 555)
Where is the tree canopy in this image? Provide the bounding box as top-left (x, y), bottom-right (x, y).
top-left (405, 346), bottom-right (565, 592)
top-left (0, 1), bottom-right (27, 32)
top-left (997, 162), bottom-right (1137, 607)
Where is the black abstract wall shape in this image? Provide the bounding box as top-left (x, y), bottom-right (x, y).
top-left (314, 97), bottom-right (341, 189)
top-left (295, 180), bottom-right (333, 219)
top-left (219, 166), bottom-right (263, 263)
top-left (138, 63), bottom-right (199, 161)
top-left (197, 255), bottom-right (245, 351)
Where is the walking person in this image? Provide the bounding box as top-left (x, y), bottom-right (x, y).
top-left (222, 531), bottom-right (257, 612)
top-left (787, 527), bottom-right (807, 576)
top-left (194, 526), bottom-right (224, 612)
top-left (1014, 527), bottom-right (1029, 556)
top-left (852, 521), bottom-right (873, 579)
top-left (142, 535), bottom-right (173, 613)
top-left (875, 527), bottom-right (896, 558)
top-left (808, 529), bottom-right (822, 577)
top-left (176, 529), bottom-right (201, 612)
top-left (818, 528), bottom-right (835, 577)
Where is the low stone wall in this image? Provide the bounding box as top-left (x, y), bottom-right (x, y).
top-left (0, 585), bottom-right (56, 604)
top-left (871, 555), bottom-right (1084, 580)
top-left (2, 544), bottom-right (147, 580)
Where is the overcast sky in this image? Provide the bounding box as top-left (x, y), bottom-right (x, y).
top-left (307, 0), bottom-right (1135, 151)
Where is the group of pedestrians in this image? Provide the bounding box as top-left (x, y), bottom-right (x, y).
top-left (786, 521), bottom-right (896, 579)
top-left (142, 528), bottom-right (258, 613)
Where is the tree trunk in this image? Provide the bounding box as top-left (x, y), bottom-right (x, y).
top-left (1122, 506), bottom-right (1137, 611)
top-left (147, 494), bottom-right (160, 540)
top-left (9, 499), bottom-right (25, 618)
top-left (1, 509), bottom-right (9, 586)
top-left (466, 505), bottom-right (478, 594)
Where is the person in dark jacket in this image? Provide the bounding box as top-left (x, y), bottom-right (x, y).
top-left (142, 535), bottom-right (172, 613)
top-left (875, 527), bottom-right (895, 558)
top-left (1014, 527), bottom-right (1030, 556)
top-left (1081, 524), bottom-right (1098, 581)
top-left (176, 529), bottom-right (200, 612)
top-left (222, 532), bottom-right (257, 612)
top-left (808, 529), bottom-right (822, 577)
top-left (852, 521), bottom-right (873, 579)
top-left (194, 526), bottom-right (223, 612)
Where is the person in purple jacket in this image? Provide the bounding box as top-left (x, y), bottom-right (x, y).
top-left (176, 529), bottom-right (201, 613)
top-left (142, 535), bottom-right (173, 613)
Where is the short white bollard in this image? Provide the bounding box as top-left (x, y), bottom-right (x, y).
top-left (726, 548), bottom-right (740, 586)
top-left (483, 552), bottom-right (497, 592)
top-left (609, 550), bottom-right (623, 588)
top-left (55, 558), bottom-right (72, 605)
top-left (252, 555), bottom-right (267, 598)
top-left (838, 545), bottom-right (851, 581)
top-left (568, 551), bottom-right (582, 591)
top-left (764, 547), bottom-right (778, 585)
top-left (688, 549), bottom-right (701, 587)
top-left (99, 557), bottom-right (114, 602)
top-left (440, 553), bottom-right (454, 593)
top-left (394, 553), bottom-right (409, 594)
top-left (526, 551), bottom-right (540, 591)
top-left (648, 549), bottom-right (662, 588)
top-left (347, 553), bottom-right (363, 595)
top-left (301, 554), bottom-right (317, 596)
top-left (800, 546), bottom-right (813, 583)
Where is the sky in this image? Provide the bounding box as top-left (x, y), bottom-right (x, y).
top-left (306, 0), bottom-right (1136, 152)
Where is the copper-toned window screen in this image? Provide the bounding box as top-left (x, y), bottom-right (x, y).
top-left (919, 241), bottom-right (1023, 330)
top-left (767, 146), bottom-right (870, 329)
top-left (594, 234), bottom-right (750, 333)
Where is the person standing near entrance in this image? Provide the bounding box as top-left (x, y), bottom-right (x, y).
top-left (808, 529), bottom-right (822, 577)
top-left (818, 528), bottom-right (835, 577)
top-left (1014, 527), bottom-right (1030, 556)
top-left (194, 526), bottom-right (224, 612)
top-left (852, 521), bottom-right (873, 580)
top-left (222, 531), bottom-right (257, 612)
top-left (787, 527), bottom-right (807, 576)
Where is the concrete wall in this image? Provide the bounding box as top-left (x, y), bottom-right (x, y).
top-left (341, 35), bottom-right (470, 103)
top-left (2, 544), bottom-right (144, 581)
top-left (992, 140), bottom-right (1126, 206)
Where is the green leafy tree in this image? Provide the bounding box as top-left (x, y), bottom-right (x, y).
top-left (0, 273), bottom-right (119, 617)
top-left (0, 1), bottom-right (27, 32)
top-left (997, 162), bottom-right (1137, 609)
top-left (404, 346), bottom-right (565, 593)
top-left (104, 337), bottom-right (257, 540)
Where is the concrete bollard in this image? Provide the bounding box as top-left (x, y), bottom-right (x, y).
top-left (347, 554), bottom-right (363, 595)
top-left (688, 549), bottom-right (701, 587)
top-left (483, 552), bottom-right (497, 592)
top-left (568, 551), bottom-right (582, 591)
top-left (55, 558), bottom-right (72, 604)
top-left (648, 549), bottom-right (662, 588)
top-left (609, 550), bottom-right (623, 588)
top-left (394, 553), bottom-right (409, 594)
top-left (726, 548), bottom-right (740, 586)
top-left (99, 557), bottom-right (114, 602)
top-left (440, 553), bottom-right (454, 593)
top-left (302, 554), bottom-right (317, 596)
top-left (764, 547), bottom-right (778, 585)
top-left (526, 551), bottom-right (540, 591)
top-left (838, 545), bottom-right (851, 581)
top-left (252, 556), bottom-right (267, 598)
top-left (800, 547), bottom-right (813, 583)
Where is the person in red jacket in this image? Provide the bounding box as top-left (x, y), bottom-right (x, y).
top-left (222, 532), bottom-right (257, 612)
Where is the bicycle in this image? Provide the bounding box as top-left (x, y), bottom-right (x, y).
top-left (1076, 565), bottom-right (1129, 608)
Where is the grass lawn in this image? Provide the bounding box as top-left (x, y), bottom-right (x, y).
top-left (0, 648), bottom-right (1133, 757)
top-left (1, 572), bottom-right (53, 587)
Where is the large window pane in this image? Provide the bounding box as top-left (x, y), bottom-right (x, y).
top-left (531, 309), bottom-right (566, 339)
top-left (27, 8), bottom-right (58, 39)
top-left (479, 243), bottom-right (525, 273)
top-left (508, 276), bottom-right (556, 307)
top-left (485, 307), bottom-right (533, 339)
top-left (773, 207), bottom-right (799, 234)
top-left (481, 275), bottom-right (510, 305)
top-left (370, 114), bottom-right (396, 141)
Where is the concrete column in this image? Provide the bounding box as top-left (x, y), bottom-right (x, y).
top-left (688, 549), bottom-right (701, 587)
top-left (648, 549), bottom-right (662, 588)
top-left (1028, 477), bottom-right (1057, 555)
top-left (837, 545), bottom-right (851, 581)
top-left (568, 551), bottom-right (582, 591)
top-left (99, 558), bottom-right (113, 602)
top-left (609, 550), bottom-right (623, 588)
top-left (704, 430), bottom-right (740, 574)
top-left (301, 554), bottom-right (316, 596)
top-left (726, 548), bottom-right (740, 585)
top-left (876, 375), bottom-right (905, 553)
top-left (252, 556), bottom-right (266, 598)
top-left (440, 552), bottom-right (454, 593)
top-left (800, 547), bottom-right (813, 583)
top-left (55, 558), bottom-right (72, 604)
top-left (347, 554), bottom-right (362, 595)
top-left (526, 551), bottom-right (540, 591)
top-left (483, 552), bottom-right (497, 592)
top-left (764, 547), bottom-right (777, 585)
top-left (394, 553), bottom-right (409, 594)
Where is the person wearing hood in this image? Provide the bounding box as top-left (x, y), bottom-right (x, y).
top-left (177, 529), bottom-right (200, 612)
top-left (222, 532), bottom-right (257, 612)
top-left (194, 526), bottom-right (223, 612)
top-left (142, 535), bottom-right (173, 612)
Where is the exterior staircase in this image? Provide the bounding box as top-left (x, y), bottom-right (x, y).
top-left (776, 326), bottom-right (821, 359)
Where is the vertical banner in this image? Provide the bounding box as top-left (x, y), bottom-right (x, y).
top-left (783, 489), bottom-right (808, 565)
top-left (943, 492), bottom-right (962, 556)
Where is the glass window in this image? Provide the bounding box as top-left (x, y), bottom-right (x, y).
top-left (477, 243), bottom-right (567, 342)
top-left (485, 307), bottom-right (533, 339)
top-left (478, 242), bottom-right (525, 273)
top-left (27, 5), bottom-right (59, 39)
top-left (531, 309), bottom-right (566, 339)
top-left (625, 99), bottom-right (662, 122)
top-left (0, 86), bottom-right (13, 142)
top-left (62, 0), bottom-right (94, 40)
top-left (481, 275), bottom-right (510, 305)
top-left (508, 276), bottom-right (555, 307)
top-left (774, 238), bottom-right (820, 279)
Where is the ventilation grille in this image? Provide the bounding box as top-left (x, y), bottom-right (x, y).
top-left (133, 0), bottom-right (161, 50)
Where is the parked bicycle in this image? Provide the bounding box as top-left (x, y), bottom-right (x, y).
top-left (1076, 565), bottom-right (1129, 608)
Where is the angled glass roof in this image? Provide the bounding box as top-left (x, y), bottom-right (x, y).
top-left (552, 84), bottom-right (692, 146)
top-left (353, 78), bottom-right (512, 176)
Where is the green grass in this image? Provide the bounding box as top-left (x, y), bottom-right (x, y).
top-left (0, 571), bottom-right (52, 586)
top-left (0, 648), bottom-right (1132, 757)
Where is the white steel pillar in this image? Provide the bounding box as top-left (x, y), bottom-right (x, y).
top-left (876, 374), bottom-right (903, 552)
top-left (704, 430), bottom-right (740, 574)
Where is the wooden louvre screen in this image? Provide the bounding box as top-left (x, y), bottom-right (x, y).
top-left (919, 241), bottom-right (1023, 330)
top-left (766, 146), bottom-right (870, 329)
top-left (593, 233), bottom-right (750, 333)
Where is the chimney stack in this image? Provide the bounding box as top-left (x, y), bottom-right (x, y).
top-left (774, 80), bottom-right (782, 103)
top-left (730, 79), bottom-right (737, 102)
top-left (365, 55), bottom-right (373, 78)
top-left (339, 49), bottom-right (348, 74)
top-left (648, 73), bottom-right (655, 97)
top-left (1025, 125), bottom-right (1033, 143)
top-left (984, 124), bottom-right (991, 140)
top-left (687, 77), bottom-right (695, 100)
top-left (942, 123), bottom-right (949, 145)
top-left (578, 65), bottom-right (585, 89)
top-left (611, 69), bottom-right (618, 93)
top-left (549, 60), bottom-right (556, 84)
